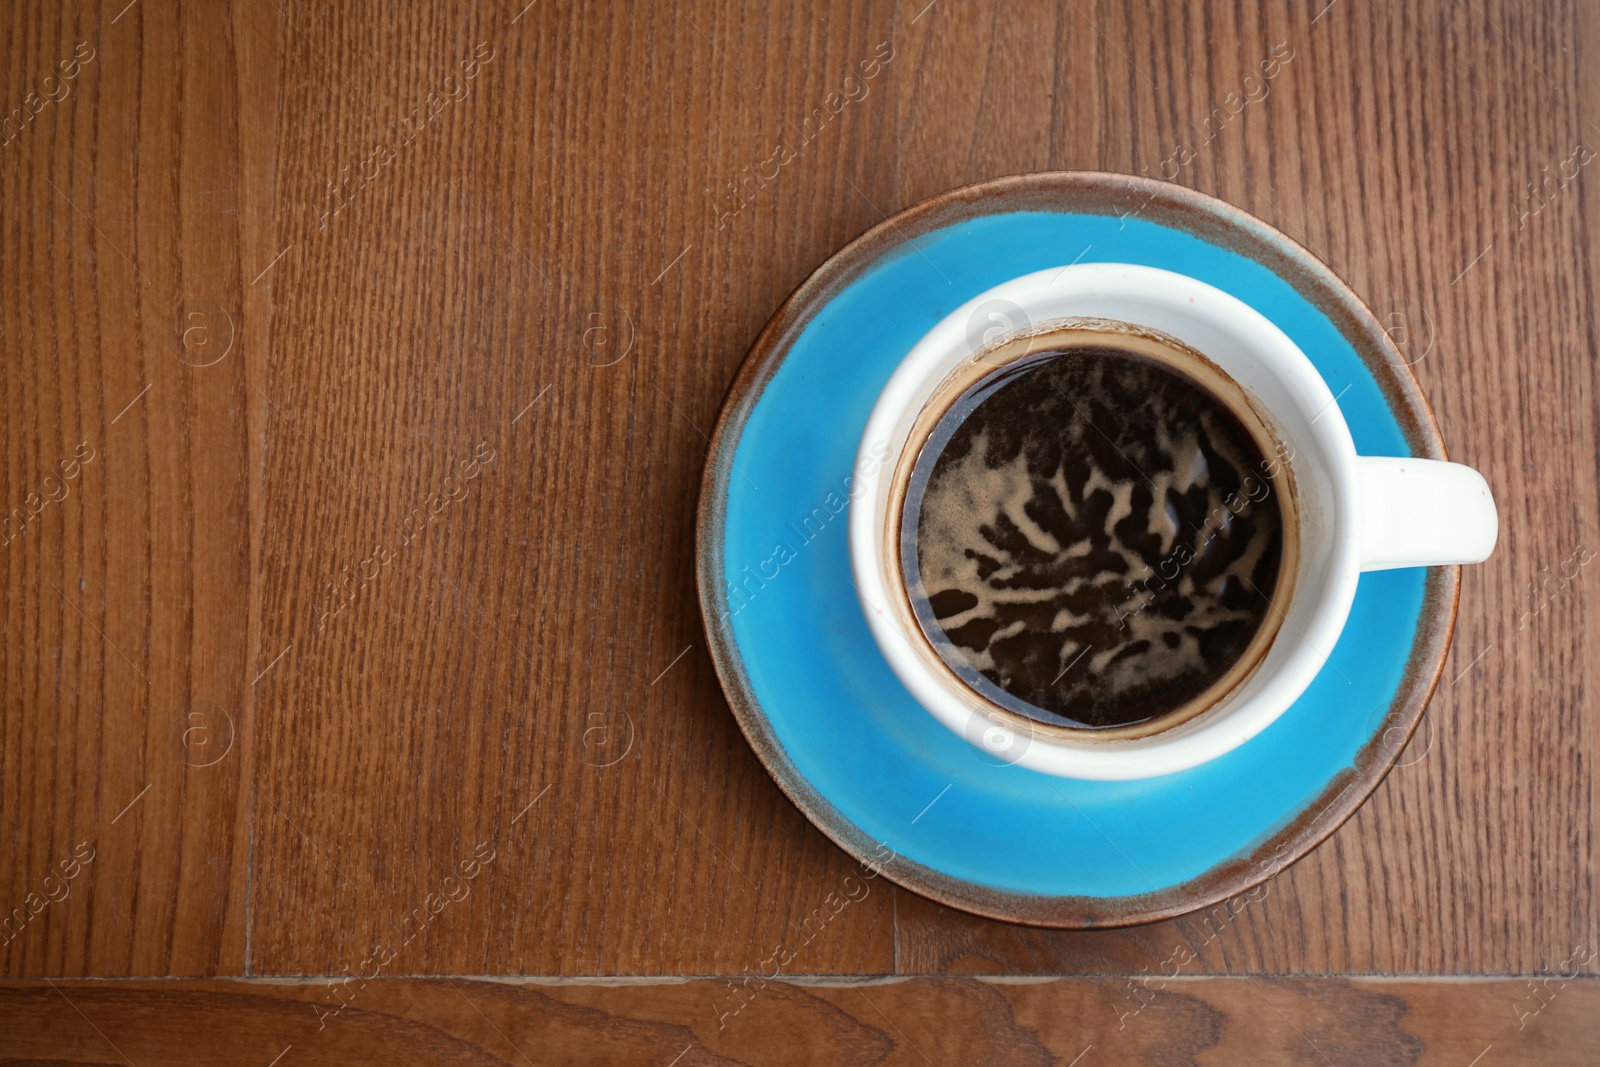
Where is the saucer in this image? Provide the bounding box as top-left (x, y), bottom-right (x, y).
top-left (696, 172), bottom-right (1458, 927)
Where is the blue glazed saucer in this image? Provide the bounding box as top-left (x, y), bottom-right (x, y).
top-left (696, 173), bottom-right (1458, 927)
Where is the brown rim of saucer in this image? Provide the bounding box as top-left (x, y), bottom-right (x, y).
top-left (694, 171), bottom-right (1459, 929)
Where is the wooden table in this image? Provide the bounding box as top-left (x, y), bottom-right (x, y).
top-left (2, 0), bottom-right (1596, 1062)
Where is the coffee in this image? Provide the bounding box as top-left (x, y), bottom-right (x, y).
top-left (897, 324), bottom-right (1291, 734)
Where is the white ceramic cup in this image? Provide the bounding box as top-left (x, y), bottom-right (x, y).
top-left (849, 263), bottom-right (1497, 780)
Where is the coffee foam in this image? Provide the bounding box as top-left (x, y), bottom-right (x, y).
top-left (886, 319), bottom-right (1299, 741)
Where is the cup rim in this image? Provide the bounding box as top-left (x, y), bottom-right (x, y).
top-left (849, 263), bottom-right (1364, 779)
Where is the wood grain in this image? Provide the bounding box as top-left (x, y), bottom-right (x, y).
top-left (2, 977), bottom-right (1598, 1065)
top-left (0, 0), bottom-right (271, 977)
top-left (0, 0), bottom-right (1595, 1015)
top-left (246, 0), bottom-right (897, 977)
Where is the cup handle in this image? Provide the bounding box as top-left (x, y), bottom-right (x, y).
top-left (1354, 455), bottom-right (1498, 572)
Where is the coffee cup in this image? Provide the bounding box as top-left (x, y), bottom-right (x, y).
top-left (848, 263), bottom-right (1496, 780)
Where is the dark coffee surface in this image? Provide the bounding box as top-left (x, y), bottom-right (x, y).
top-left (901, 344), bottom-right (1286, 730)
